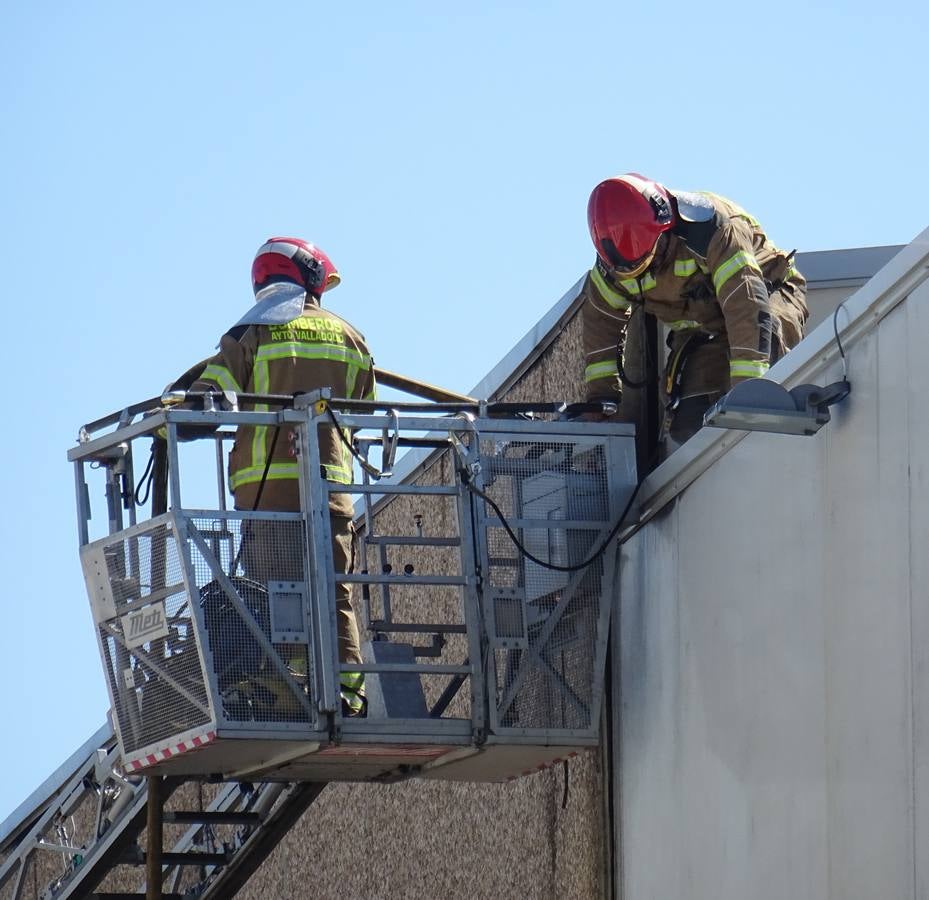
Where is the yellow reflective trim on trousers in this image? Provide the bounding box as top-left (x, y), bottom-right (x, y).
top-left (729, 359), bottom-right (770, 378)
top-left (618, 273), bottom-right (657, 295)
top-left (256, 342), bottom-right (371, 369)
top-left (341, 671), bottom-right (365, 711)
top-left (199, 364), bottom-right (243, 393)
top-left (340, 671), bottom-right (365, 712)
top-left (230, 462), bottom-right (298, 490)
top-left (323, 462), bottom-right (352, 484)
top-left (667, 320), bottom-right (702, 331)
top-left (341, 671), bottom-right (365, 690)
top-left (585, 360), bottom-right (619, 382)
top-left (674, 259), bottom-right (698, 278)
top-left (713, 250), bottom-right (762, 293)
top-left (590, 266), bottom-right (631, 310)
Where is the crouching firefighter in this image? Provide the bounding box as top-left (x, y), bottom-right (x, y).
top-left (581, 173), bottom-right (809, 444)
top-left (173, 237), bottom-right (374, 717)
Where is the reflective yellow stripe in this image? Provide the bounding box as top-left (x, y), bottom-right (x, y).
top-left (787, 265), bottom-right (801, 280)
top-left (585, 361), bottom-right (619, 383)
top-left (256, 342), bottom-right (371, 369)
top-left (674, 259), bottom-right (698, 278)
top-left (345, 363), bottom-right (359, 398)
top-left (340, 671), bottom-right (365, 712)
top-left (341, 671), bottom-right (364, 690)
top-left (229, 462), bottom-right (299, 490)
top-left (230, 462), bottom-right (352, 490)
top-left (713, 250), bottom-right (762, 293)
top-left (667, 319), bottom-right (702, 331)
top-left (251, 359), bottom-right (271, 477)
top-left (729, 359), bottom-right (770, 378)
top-left (199, 364), bottom-right (242, 393)
top-left (590, 267), bottom-right (631, 310)
top-left (323, 462), bottom-right (353, 484)
top-left (618, 273), bottom-right (657, 295)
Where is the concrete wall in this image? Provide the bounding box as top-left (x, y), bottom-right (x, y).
top-left (615, 231), bottom-right (929, 899)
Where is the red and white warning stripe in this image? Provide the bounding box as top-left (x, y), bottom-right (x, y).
top-left (124, 729), bottom-right (217, 772)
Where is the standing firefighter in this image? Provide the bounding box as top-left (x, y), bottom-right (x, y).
top-left (187, 237), bottom-right (374, 716)
top-left (582, 173), bottom-right (808, 443)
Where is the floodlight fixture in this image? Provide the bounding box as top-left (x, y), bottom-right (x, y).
top-left (703, 378), bottom-right (851, 436)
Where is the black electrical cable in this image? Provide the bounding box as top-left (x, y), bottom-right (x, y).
top-left (230, 425), bottom-right (282, 575)
top-left (326, 404), bottom-right (384, 479)
top-left (134, 443), bottom-right (157, 506)
top-left (464, 456), bottom-right (652, 574)
top-left (325, 398), bottom-right (652, 573)
top-left (832, 298), bottom-right (851, 381)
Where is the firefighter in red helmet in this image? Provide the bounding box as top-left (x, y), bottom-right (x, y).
top-left (185, 237), bottom-right (373, 716)
top-left (583, 174), bottom-right (808, 443)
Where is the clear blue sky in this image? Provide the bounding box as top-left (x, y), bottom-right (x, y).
top-left (1, 0), bottom-right (926, 822)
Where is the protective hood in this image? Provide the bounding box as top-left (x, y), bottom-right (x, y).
top-left (230, 282), bottom-right (309, 328)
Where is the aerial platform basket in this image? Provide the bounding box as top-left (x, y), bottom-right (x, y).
top-left (69, 392), bottom-right (636, 783)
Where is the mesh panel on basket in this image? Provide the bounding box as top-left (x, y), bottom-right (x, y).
top-left (99, 523), bottom-right (211, 754)
top-left (191, 517), bottom-right (313, 725)
top-left (479, 435), bottom-right (611, 733)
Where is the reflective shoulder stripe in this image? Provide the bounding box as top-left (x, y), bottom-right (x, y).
top-left (590, 266), bottom-right (631, 310)
top-left (585, 360), bottom-right (619, 383)
top-left (713, 250), bottom-right (762, 293)
top-left (199, 364), bottom-right (242, 393)
top-left (618, 273), bottom-right (657, 295)
top-left (729, 359), bottom-right (770, 378)
top-left (674, 259), bottom-right (698, 278)
top-left (666, 319), bottom-right (702, 331)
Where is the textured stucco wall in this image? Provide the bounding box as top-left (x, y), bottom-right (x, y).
top-left (236, 309), bottom-right (612, 900)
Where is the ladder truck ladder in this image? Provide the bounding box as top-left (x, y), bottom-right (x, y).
top-left (0, 727), bottom-right (326, 899)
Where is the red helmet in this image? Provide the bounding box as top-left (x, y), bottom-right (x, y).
top-left (251, 237), bottom-right (341, 298)
top-left (587, 174), bottom-right (674, 277)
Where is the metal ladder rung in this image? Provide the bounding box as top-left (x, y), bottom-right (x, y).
top-left (337, 573), bottom-right (467, 585)
top-left (164, 810), bottom-right (261, 826)
top-left (337, 483), bottom-right (460, 495)
top-left (365, 535), bottom-right (461, 546)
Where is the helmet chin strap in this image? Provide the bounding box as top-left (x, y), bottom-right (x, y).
top-left (614, 248), bottom-right (656, 279)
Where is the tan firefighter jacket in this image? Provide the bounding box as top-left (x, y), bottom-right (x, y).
top-left (189, 299), bottom-right (375, 516)
top-left (582, 191), bottom-right (808, 402)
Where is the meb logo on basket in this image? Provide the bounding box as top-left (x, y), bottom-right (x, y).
top-left (121, 601), bottom-right (170, 649)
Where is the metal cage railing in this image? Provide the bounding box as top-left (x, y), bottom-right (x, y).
top-left (69, 391), bottom-right (636, 772)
